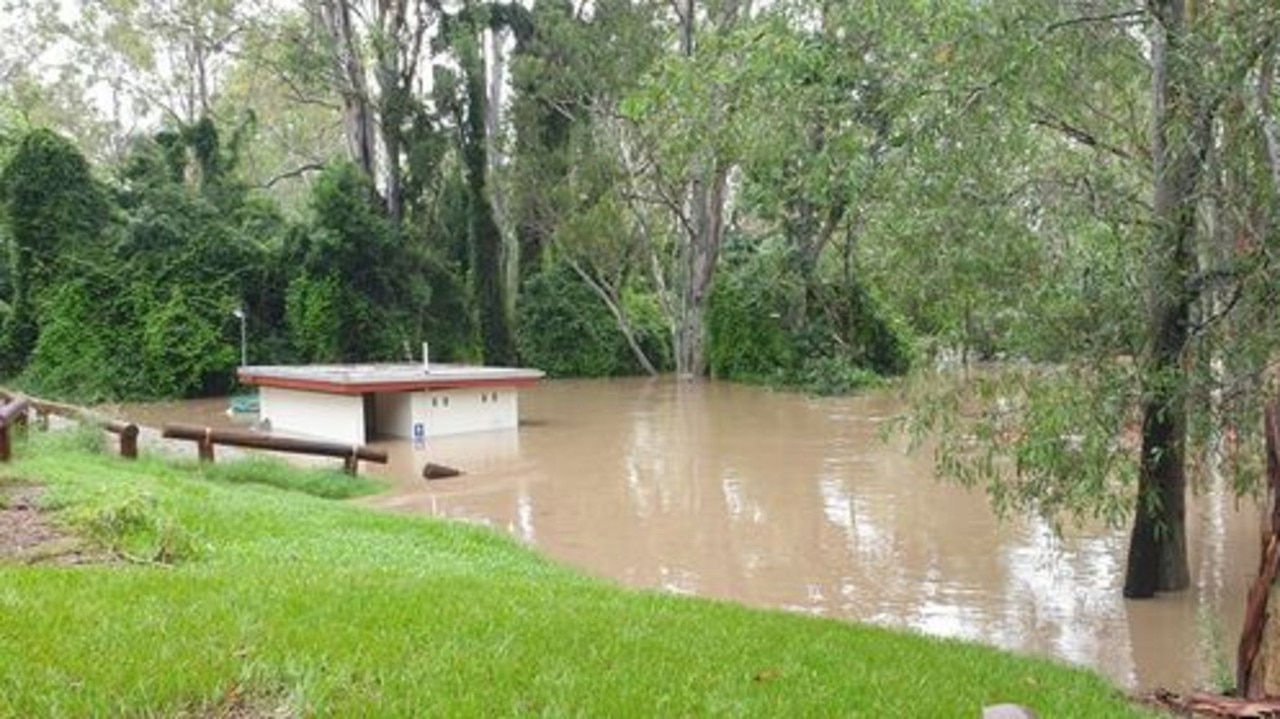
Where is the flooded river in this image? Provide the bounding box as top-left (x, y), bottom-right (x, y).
top-left (112, 378), bottom-right (1262, 691)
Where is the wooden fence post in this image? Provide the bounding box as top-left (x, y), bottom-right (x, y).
top-left (120, 424), bottom-right (139, 459)
top-left (0, 397), bottom-right (31, 463)
top-left (198, 427), bottom-right (215, 463)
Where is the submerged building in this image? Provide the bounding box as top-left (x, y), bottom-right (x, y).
top-left (237, 363), bottom-right (544, 445)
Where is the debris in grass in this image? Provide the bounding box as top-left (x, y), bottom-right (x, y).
top-left (1142, 688), bottom-right (1280, 717)
top-left (182, 682), bottom-right (298, 719)
top-left (752, 668), bottom-right (783, 683)
top-left (0, 483), bottom-right (105, 564)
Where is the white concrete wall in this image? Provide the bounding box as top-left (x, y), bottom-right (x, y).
top-left (410, 387), bottom-right (519, 439)
top-left (372, 392), bottom-right (413, 438)
top-left (260, 387), bottom-right (366, 444)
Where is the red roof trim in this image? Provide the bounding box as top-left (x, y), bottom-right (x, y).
top-left (239, 374), bottom-right (541, 395)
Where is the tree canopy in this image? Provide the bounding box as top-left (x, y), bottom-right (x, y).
top-left (3, 0), bottom-right (1280, 601)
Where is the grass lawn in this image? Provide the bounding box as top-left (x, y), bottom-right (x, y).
top-left (0, 430), bottom-right (1151, 717)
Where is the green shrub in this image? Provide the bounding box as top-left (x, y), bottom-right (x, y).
top-left (621, 289), bottom-right (673, 373)
top-left (517, 262), bottom-right (651, 377)
top-left (141, 288), bottom-right (237, 397)
top-left (707, 266), bottom-right (796, 382)
top-left (0, 129), bottom-right (109, 374)
top-left (708, 240), bottom-right (913, 393)
top-left (21, 280), bottom-right (123, 401)
top-left (418, 254), bottom-right (477, 363)
top-left (285, 273), bottom-right (344, 363)
top-left (23, 278), bottom-right (237, 401)
top-left (843, 280), bottom-right (915, 377)
top-left (72, 491), bottom-right (197, 565)
top-left (791, 356), bottom-right (885, 396)
top-left (281, 163), bottom-right (436, 363)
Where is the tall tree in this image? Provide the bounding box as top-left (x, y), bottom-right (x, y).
top-left (212, 11), bottom-right (347, 211)
top-left (312, 0), bottom-right (439, 225)
top-left (505, 0), bottom-right (664, 371)
top-left (891, 0), bottom-right (1280, 599)
top-left (68, 0), bottom-right (249, 127)
top-left (1124, 0), bottom-right (1278, 597)
top-left (1122, 0), bottom-right (1205, 597)
top-left (620, 0), bottom-right (748, 379)
top-left (440, 3), bottom-right (528, 366)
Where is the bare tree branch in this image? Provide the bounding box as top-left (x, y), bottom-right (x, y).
top-left (1030, 104), bottom-right (1137, 161)
top-left (1043, 9), bottom-right (1146, 36)
top-left (260, 162), bottom-right (327, 188)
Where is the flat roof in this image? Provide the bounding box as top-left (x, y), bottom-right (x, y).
top-left (238, 363), bottom-right (545, 395)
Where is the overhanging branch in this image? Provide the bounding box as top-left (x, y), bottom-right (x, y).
top-left (1043, 9), bottom-right (1145, 35)
top-left (1030, 105), bottom-right (1137, 161)
top-left (260, 162), bottom-right (327, 188)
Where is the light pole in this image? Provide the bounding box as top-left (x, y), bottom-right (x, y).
top-left (232, 307), bottom-right (247, 367)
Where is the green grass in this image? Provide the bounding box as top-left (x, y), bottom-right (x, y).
top-left (200, 455), bottom-right (384, 500)
top-left (0, 432), bottom-right (1150, 717)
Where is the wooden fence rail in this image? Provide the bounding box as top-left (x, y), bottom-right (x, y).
top-left (161, 423), bottom-right (387, 475)
top-left (0, 388), bottom-right (386, 476)
top-left (0, 391), bottom-right (138, 459)
top-left (0, 396), bottom-right (31, 462)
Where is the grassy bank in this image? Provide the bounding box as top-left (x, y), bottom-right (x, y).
top-left (0, 432), bottom-right (1147, 717)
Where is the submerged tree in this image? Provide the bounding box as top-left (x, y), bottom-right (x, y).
top-left (619, 0), bottom-right (749, 379)
top-left (895, 0), bottom-right (1280, 599)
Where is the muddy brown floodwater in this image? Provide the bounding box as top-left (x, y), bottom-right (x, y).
top-left (113, 378), bottom-right (1262, 692)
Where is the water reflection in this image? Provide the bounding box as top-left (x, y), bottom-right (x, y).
top-left (114, 379), bottom-right (1260, 691)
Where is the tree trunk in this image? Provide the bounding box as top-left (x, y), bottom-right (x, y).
top-left (1123, 0), bottom-right (1209, 598)
top-left (485, 27), bottom-right (519, 318)
top-left (1237, 400), bottom-right (1280, 697)
top-left (462, 29), bottom-right (516, 367)
top-left (675, 164), bottom-right (727, 379)
top-left (486, 27), bottom-right (508, 232)
top-left (317, 0), bottom-right (377, 183)
top-left (679, 0), bottom-right (694, 56)
top-left (376, 43), bottom-right (405, 226)
top-left (669, 0), bottom-right (737, 380)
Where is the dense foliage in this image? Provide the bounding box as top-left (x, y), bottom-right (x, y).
top-left (0, 123), bottom-right (476, 400)
top-left (0, 3), bottom-right (941, 402)
top-left (4, 0), bottom-right (1280, 600)
top-left (0, 130), bottom-right (109, 377)
top-left (708, 239), bottom-right (912, 393)
top-left (517, 261), bottom-right (668, 377)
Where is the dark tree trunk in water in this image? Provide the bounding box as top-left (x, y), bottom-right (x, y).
top-left (1124, 369), bottom-right (1191, 597)
top-left (1123, 0), bottom-right (1209, 598)
top-left (675, 167), bottom-right (727, 379)
top-left (668, 0), bottom-right (738, 381)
